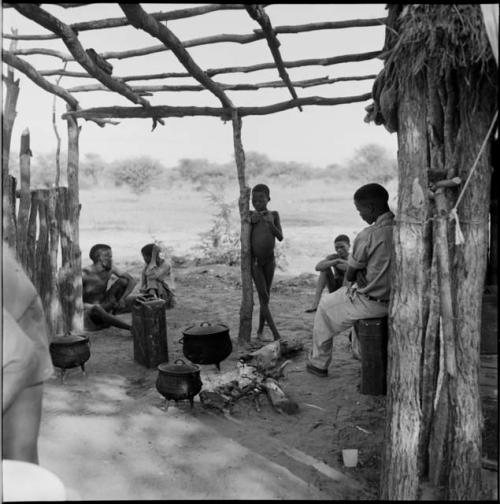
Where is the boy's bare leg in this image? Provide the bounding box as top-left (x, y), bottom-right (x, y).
top-left (89, 305), bottom-right (131, 330)
top-left (261, 303), bottom-right (281, 340)
top-left (2, 383), bottom-right (43, 463)
top-left (253, 260), bottom-right (280, 340)
top-left (306, 271), bottom-right (328, 312)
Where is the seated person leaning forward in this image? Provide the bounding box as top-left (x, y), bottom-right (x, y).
top-left (82, 243), bottom-right (137, 331)
top-left (305, 234), bottom-right (350, 313)
top-left (140, 243), bottom-right (176, 308)
top-left (306, 183), bottom-right (394, 377)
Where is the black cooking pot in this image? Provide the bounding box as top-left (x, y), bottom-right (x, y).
top-left (50, 333), bottom-right (91, 371)
top-left (156, 359), bottom-right (202, 407)
top-left (179, 322), bottom-right (232, 370)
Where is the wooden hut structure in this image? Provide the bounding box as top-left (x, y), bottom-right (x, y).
top-left (2, 3), bottom-right (497, 500)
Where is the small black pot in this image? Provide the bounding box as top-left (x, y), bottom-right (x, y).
top-left (156, 359), bottom-right (202, 407)
top-left (180, 322), bottom-right (232, 370)
top-left (50, 333), bottom-right (91, 371)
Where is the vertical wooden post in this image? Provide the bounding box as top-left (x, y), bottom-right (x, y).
top-left (231, 110), bottom-right (253, 345)
top-left (419, 246), bottom-right (440, 477)
top-left (446, 80), bottom-right (495, 500)
top-left (2, 33), bottom-right (20, 250)
top-left (34, 190), bottom-right (52, 333)
top-left (26, 191), bottom-right (38, 283)
top-left (17, 129), bottom-right (32, 268)
top-left (381, 72), bottom-right (431, 500)
top-left (48, 188), bottom-right (63, 335)
top-left (57, 187), bottom-right (73, 334)
top-left (66, 110), bottom-right (83, 333)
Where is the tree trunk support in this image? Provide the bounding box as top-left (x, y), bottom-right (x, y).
top-left (66, 109), bottom-right (84, 333)
top-left (231, 110), bottom-right (253, 345)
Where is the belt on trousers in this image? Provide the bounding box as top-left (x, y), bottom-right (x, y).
top-left (361, 293), bottom-right (389, 303)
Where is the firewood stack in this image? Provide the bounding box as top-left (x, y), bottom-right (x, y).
top-left (199, 339), bottom-right (303, 415)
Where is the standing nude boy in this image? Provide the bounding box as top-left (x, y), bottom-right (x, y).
top-left (82, 243), bottom-right (137, 331)
top-left (250, 184), bottom-right (283, 341)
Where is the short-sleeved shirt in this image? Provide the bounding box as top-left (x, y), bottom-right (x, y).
top-left (347, 211), bottom-right (395, 301)
top-left (2, 247), bottom-right (54, 384)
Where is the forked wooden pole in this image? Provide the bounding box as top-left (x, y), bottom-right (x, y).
top-left (232, 110), bottom-right (253, 345)
top-left (66, 111), bottom-right (84, 333)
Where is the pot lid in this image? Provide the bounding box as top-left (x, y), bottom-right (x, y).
top-left (158, 359), bottom-right (200, 374)
top-left (183, 322), bottom-right (229, 336)
top-left (51, 334), bottom-right (89, 345)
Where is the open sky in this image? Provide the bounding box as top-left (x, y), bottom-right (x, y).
top-left (2, 3), bottom-right (397, 169)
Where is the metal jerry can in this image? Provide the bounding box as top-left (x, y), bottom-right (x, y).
top-left (131, 294), bottom-right (168, 368)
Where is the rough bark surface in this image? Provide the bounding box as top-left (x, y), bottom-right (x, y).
top-left (381, 73), bottom-right (430, 500)
top-left (446, 71), bottom-right (496, 500)
top-left (66, 114), bottom-right (84, 332)
top-left (17, 130), bottom-right (32, 267)
top-left (232, 112), bottom-right (253, 344)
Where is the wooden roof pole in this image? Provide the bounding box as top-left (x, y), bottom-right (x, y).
top-left (33, 49), bottom-right (381, 78)
top-left (4, 14), bottom-right (386, 42)
top-left (2, 50), bottom-right (117, 128)
top-left (66, 74), bottom-right (377, 93)
top-left (62, 92), bottom-right (372, 121)
top-left (39, 51), bottom-right (381, 82)
top-left (2, 31), bottom-right (20, 179)
top-left (12, 3), bottom-right (165, 129)
top-left (245, 4), bottom-right (301, 111)
top-left (3, 5), bottom-right (251, 40)
top-left (11, 27), bottom-right (384, 61)
top-left (119, 3), bottom-right (233, 111)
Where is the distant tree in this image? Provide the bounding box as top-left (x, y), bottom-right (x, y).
top-left (170, 158), bottom-right (233, 189)
top-left (110, 156), bottom-right (164, 194)
top-left (80, 152), bottom-right (107, 186)
top-left (346, 143), bottom-right (397, 184)
top-left (244, 151), bottom-right (272, 179)
top-left (28, 151), bottom-right (67, 188)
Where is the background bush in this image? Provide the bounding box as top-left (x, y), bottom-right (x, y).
top-left (110, 155), bottom-right (164, 194)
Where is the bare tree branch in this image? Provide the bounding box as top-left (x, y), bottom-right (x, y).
top-left (119, 3), bottom-right (233, 109)
top-left (38, 51), bottom-right (381, 81)
top-left (3, 4), bottom-right (252, 40)
top-left (10, 21), bottom-right (384, 62)
top-left (12, 3), bottom-right (164, 129)
top-left (2, 51), bottom-right (117, 128)
top-left (245, 4), bottom-right (301, 110)
top-left (62, 93), bottom-right (372, 121)
top-left (66, 74), bottom-right (377, 93)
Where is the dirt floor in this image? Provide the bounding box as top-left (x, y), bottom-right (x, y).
top-left (38, 262), bottom-right (498, 500)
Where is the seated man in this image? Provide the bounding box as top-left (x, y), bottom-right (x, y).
top-left (306, 183), bottom-right (394, 377)
top-left (305, 234), bottom-right (350, 313)
top-left (82, 243), bottom-right (137, 331)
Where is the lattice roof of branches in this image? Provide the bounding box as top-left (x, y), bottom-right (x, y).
top-left (2, 3), bottom-right (388, 130)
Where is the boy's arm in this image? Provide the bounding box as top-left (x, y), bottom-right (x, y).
top-left (112, 267), bottom-right (137, 301)
top-left (144, 261), bottom-right (171, 281)
top-left (265, 211), bottom-right (283, 241)
top-left (346, 231), bottom-right (370, 282)
top-left (315, 253), bottom-right (339, 271)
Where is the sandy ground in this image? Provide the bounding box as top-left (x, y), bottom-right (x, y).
top-left (37, 263), bottom-right (497, 500)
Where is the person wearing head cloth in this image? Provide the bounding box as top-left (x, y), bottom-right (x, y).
top-left (2, 246), bottom-right (54, 463)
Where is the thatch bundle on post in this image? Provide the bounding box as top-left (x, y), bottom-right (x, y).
top-left (375, 4), bottom-right (497, 501)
